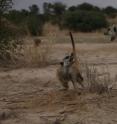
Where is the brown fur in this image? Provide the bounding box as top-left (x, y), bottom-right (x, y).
top-left (57, 61), bottom-right (84, 90)
top-left (57, 32), bottom-right (84, 91)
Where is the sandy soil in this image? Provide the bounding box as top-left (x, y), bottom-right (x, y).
top-left (0, 42), bottom-right (117, 124)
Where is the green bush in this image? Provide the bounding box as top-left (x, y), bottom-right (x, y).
top-left (62, 10), bottom-right (108, 32)
top-left (27, 15), bottom-right (44, 36)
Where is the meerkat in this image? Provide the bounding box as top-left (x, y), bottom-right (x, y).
top-left (57, 32), bottom-right (84, 91)
top-left (104, 24), bottom-right (117, 41)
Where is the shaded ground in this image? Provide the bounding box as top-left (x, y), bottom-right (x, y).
top-left (0, 42), bottom-right (117, 124)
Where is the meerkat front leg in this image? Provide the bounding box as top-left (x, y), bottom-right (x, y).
top-left (61, 81), bottom-right (69, 90)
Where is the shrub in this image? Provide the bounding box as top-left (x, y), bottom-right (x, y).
top-left (27, 15), bottom-right (44, 36)
top-left (83, 63), bottom-right (114, 94)
top-left (63, 10), bottom-right (108, 32)
top-left (0, 19), bottom-right (23, 62)
top-left (23, 41), bottom-right (52, 67)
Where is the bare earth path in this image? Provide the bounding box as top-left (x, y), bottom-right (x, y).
top-left (0, 43), bottom-right (117, 124)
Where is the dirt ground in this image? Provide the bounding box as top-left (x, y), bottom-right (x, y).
top-left (0, 40), bottom-right (117, 124)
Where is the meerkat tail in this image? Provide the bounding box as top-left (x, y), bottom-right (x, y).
top-left (69, 32), bottom-right (77, 61)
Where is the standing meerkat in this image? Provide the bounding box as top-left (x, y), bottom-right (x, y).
top-left (104, 24), bottom-right (117, 41)
top-left (57, 32), bottom-right (84, 91)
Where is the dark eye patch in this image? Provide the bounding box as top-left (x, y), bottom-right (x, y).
top-left (63, 53), bottom-right (74, 63)
top-left (113, 27), bottom-right (117, 32)
top-left (65, 56), bottom-right (69, 59)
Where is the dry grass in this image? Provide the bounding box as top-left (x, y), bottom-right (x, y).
top-left (83, 63), bottom-right (116, 94)
top-left (0, 40), bottom-right (52, 68)
top-left (22, 42), bottom-right (52, 67)
top-left (42, 23), bottom-right (108, 44)
top-left (43, 23), bottom-right (68, 37)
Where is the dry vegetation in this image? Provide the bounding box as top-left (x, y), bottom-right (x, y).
top-left (0, 38), bottom-right (52, 68)
top-left (22, 41), bottom-right (52, 67)
top-left (83, 63), bottom-right (116, 94)
top-left (1, 1), bottom-right (117, 123)
top-left (0, 30), bottom-right (117, 124)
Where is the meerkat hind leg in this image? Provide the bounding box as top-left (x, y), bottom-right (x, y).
top-left (71, 79), bottom-right (81, 94)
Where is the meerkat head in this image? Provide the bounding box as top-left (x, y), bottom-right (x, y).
top-left (60, 52), bottom-right (74, 67)
top-left (104, 25), bottom-right (117, 41)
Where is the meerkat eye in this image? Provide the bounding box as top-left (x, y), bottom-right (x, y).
top-left (64, 55), bottom-right (70, 60)
top-left (108, 28), bottom-right (110, 31)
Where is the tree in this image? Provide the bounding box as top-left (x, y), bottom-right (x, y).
top-left (43, 2), bottom-right (66, 16)
top-left (68, 6), bottom-right (77, 12)
top-left (103, 6), bottom-right (117, 13)
top-left (43, 2), bottom-right (66, 27)
top-left (27, 15), bottom-right (44, 36)
top-left (43, 2), bottom-right (52, 15)
top-left (63, 10), bottom-right (108, 32)
top-left (21, 9), bottom-right (29, 16)
top-left (103, 6), bottom-right (117, 18)
top-left (52, 2), bottom-right (66, 26)
top-left (52, 2), bottom-right (66, 16)
top-left (0, 0), bottom-right (13, 13)
top-left (29, 4), bottom-right (39, 15)
top-left (0, 0), bottom-right (13, 25)
top-left (8, 9), bottom-right (29, 21)
top-left (43, 2), bottom-right (53, 21)
top-left (77, 3), bottom-right (100, 11)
